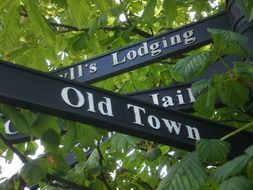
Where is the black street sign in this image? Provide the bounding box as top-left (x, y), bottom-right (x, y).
top-left (53, 12), bottom-right (231, 83)
top-left (0, 60), bottom-right (252, 157)
top-left (3, 55), bottom-right (237, 144)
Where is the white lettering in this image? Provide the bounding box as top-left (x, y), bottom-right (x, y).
top-left (183, 30), bottom-right (196, 44)
top-left (98, 97), bottom-right (114, 117)
top-left (138, 42), bottom-right (149, 56)
top-left (148, 115), bottom-right (160, 129)
top-left (127, 50), bottom-right (137, 60)
top-left (112, 52), bottom-right (126, 66)
top-left (176, 90), bottom-right (185, 105)
top-left (89, 63), bottom-right (97, 73)
top-left (150, 93), bottom-right (160, 105)
top-left (61, 87), bottom-right (85, 108)
top-left (187, 88), bottom-right (196, 103)
top-left (170, 34), bottom-right (182, 45)
top-left (185, 125), bottom-right (200, 140)
top-left (162, 96), bottom-right (175, 107)
top-left (162, 119), bottom-right (181, 135)
top-left (4, 120), bottom-right (17, 135)
top-left (127, 104), bottom-right (146, 126)
top-left (86, 92), bottom-right (96, 112)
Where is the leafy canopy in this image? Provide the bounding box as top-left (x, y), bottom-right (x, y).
top-left (0, 0), bottom-right (253, 190)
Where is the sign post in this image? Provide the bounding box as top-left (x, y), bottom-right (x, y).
top-left (0, 61), bottom-right (252, 157)
top-left (53, 12), bottom-right (231, 83)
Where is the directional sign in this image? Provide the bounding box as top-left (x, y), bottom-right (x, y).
top-left (0, 61), bottom-right (252, 157)
top-left (53, 12), bottom-right (231, 83)
top-left (3, 55), bottom-right (237, 144)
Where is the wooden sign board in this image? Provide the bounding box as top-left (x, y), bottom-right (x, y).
top-left (53, 12), bottom-right (231, 83)
top-left (0, 61), bottom-right (252, 157)
top-left (3, 55), bottom-right (236, 144)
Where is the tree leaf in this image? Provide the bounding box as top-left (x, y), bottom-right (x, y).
top-left (21, 158), bottom-right (49, 185)
top-left (233, 62), bottom-right (253, 81)
top-left (0, 0), bottom-right (21, 52)
top-left (142, 0), bottom-right (157, 22)
top-left (31, 114), bottom-right (60, 137)
top-left (171, 51), bottom-right (211, 82)
top-left (143, 148), bottom-right (162, 161)
top-left (41, 128), bottom-right (60, 153)
top-left (208, 28), bottom-right (247, 58)
top-left (212, 154), bottom-right (251, 183)
top-left (25, 0), bottom-right (56, 46)
top-left (196, 139), bottom-right (230, 165)
top-left (218, 80), bottom-right (249, 109)
top-left (245, 145), bottom-right (253, 157)
top-left (219, 176), bottom-right (253, 190)
top-left (157, 153), bottom-right (207, 190)
top-left (236, 0), bottom-right (253, 21)
top-left (193, 87), bottom-right (217, 117)
top-left (67, 0), bottom-right (91, 28)
top-left (111, 133), bottom-right (140, 152)
top-left (1, 105), bottom-right (29, 134)
top-left (191, 79), bottom-right (210, 97)
top-left (76, 123), bottom-right (103, 147)
top-left (163, 0), bottom-right (177, 27)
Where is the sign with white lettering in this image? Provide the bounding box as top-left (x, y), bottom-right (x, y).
top-left (53, 12), bottom-right (231, 83)
top-left (0, 61), bottom-right (252, 157)
top-left (3, 55), bottom-right (236, 144)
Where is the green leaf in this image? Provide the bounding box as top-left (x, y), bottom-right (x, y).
top-left (76, 123), bottom-right (103, 147)
top-left (246, 158), bottom-right (253, 182)
top-left (48, 153), bottom-right (70, 174)
top-left (171, 51), bottom-right (211, 82)
top-left (233, 62), bottom-right (253, 81)
top-left (142, 0), bottom-right (157, 22)
top-left (157, 153), bottom-right (207, 190)
top-left (41, 128), bottom-right (60, 153)
top-left (208, 28), bottom-right (247, 58)
top-left (21, 158), bottom-right (49, 185)
top-left (218, 80), bottom-right (249, 108)
top-left (78, 149), bottom-right (101, 175)
top-left (111, 133), bottom-right (140, 152)
top-left (236, 0), bottom-right (253, 21)
top-left (0, 0), bottom-right (12, 12)
top-left (245, 145), bottom-right (253, 157)
top-left (63, 120), bottom-right (78, 150)
top-left (67, 0), bottom-right (91, 28)
top-left (11, 46), bottom-right (52, 71)
top-left (72, 146), bottom-right (87, 163)
top-left (193, 87), bottom-right (217, 117)
top-left (31, 114), bottom-right (60, 137)
top-left (94, 0), bottom-right (110, 13)
top-left (1, 105), bottom-right (29, 134)
top-left (25, 0), bottom-right (56, 46)
top-left (219, 176), bottom-right (253, 190)
top-left (71, 32), bottom-right (89, 52)
top-left (163, 0), bottom-right (177, 27)
top-left (212, 154), bottom-right (251, 183)
top-left (143, 148), bottom-right (162, 161)
top-left (0, 0), bottom-right (21, 52)
top-left (196, 139), bottom-right (230, 165)
top-left (89, 179), bottom-right (107, 190)
top-left (191, 79), bottom-right (210, 97)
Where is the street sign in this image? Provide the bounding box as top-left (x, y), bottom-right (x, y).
top-left (0, 60), bottom-right (252, 157)
top-left (53, 12), bottom-right (231, 83)
top-left (3, 55), bottom-right (237, 144)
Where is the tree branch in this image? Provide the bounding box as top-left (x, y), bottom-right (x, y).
top-left (0, 133), bottom-right (92, 190)
top-left (0, 133), bottom-right (28, 163)
top-left (20, 8), bottom-right (152, 38)
top-left (97, 146), bottom-right (112, 190)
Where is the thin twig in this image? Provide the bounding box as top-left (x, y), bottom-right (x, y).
top-left (220, 121), bottom-right (253, 141)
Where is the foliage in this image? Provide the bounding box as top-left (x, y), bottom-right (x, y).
top-left (0, 0), bottom-right (252, 190)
